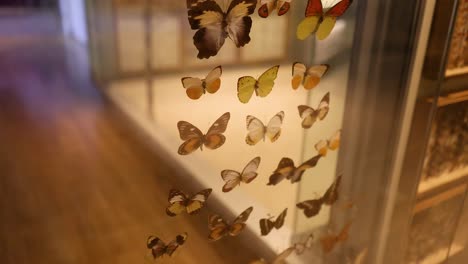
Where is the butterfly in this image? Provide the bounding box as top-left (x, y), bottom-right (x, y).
top-left (146, 233), bottom-right (187, 260)
top-left (221, 157), bottom-right (261, 192)
top-left (267, 155), bottom-right (322, 185)
top-left (291, 63), bottom-right (329, 90)
top-left (259, 208), bottom-right (288, 236)
top-left (245, 111), bottom-right (284, 145)
top-left (320, 221), bottom-right (352, 253)
top-left (166, 188), bottom-right (212, 216)
top-left (181, 66), bottom-right (222, 100)
top-left (237, 65), bottom-right (280, 103)
top-left (297, 0), bottom-right (353, 40)
top-left (298, 92), bottom-right (330, 129)
top-left (296, 175), bottom-right (341, 218)
top-left (208, 206), bottom-right (253, 241)
top-left (258, 0), bottom-right (292, 18)
top-left (270, 234), bottom-right (314, 263)
top-left (315, 129), bottom-right (341, 156)
top-left (186, 0), bottom-right (257, 59)
top-left (177, 112), bottom-right (230, 155)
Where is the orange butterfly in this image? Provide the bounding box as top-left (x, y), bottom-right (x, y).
top-left (320, 221), bottom-right (352, 253)
top-left (208, 207), bottom-right (253, 241)
top-left (177, 112), bottom-right (230, 155)
top-left (181, 66), bottom-right (222, 100)
top-left (315, 129), bottom-right (341, 156)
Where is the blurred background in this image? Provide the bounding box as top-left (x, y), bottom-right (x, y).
top-left (0, 0), bottom-right (467, 263)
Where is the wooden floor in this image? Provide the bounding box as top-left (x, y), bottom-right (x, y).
top-left (0, 14), bottom-right (258, 264)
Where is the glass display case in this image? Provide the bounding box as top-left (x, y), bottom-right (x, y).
top-left (83, 0), bottom-right (468, 263)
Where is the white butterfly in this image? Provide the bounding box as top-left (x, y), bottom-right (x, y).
top-left (245, 111), bottom-right (285, 145)
top-left (221, 157), bottom-right (261, 192)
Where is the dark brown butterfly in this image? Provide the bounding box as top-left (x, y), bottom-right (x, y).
top-left (297, 92), bottom-right (330, 129)
top-left (187, 0), bottom-right (257, 59)
top-left (177, 112), bottom-right (230, 155)
top-left (208, 206), bottom-right (253, 241)
top-left (320, 221), bottom-right (352, 253)
top-left (259, 208), bottom-right (288, 236)
top-left (166, 188), bottom-right (212, 216)
top-left (267, 155), bottom-right (322, 185)
top-left (146, 233), bottom-right (187, 260)
top-left (296, 175), bottom-right (342, 218)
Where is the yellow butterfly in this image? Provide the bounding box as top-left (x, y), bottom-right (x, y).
top-left (245, 111), bottom-right (284, 145)
top-left (181, 66), bottom-right (222, 100)
top-left (237, 65), bottom-right (280, 104)
top-left (297, 0), bottom-right (353, 40)
top-left (291, 63), bottom-right (329, 90)
top-left (315, 129), bottom-right (341, 156)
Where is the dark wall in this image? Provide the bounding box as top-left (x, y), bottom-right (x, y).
top-left (0, 0), bottom-right (57, 7)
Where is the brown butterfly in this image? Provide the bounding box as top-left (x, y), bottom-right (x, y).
top-left (146, 233), bottom-right (187, 260)
top-left (296, 175), bottom-right (342, 218)
top-left (259, 208), bottom-right (288, 236)
top-left (267, 155), bottom-right (322, 186)
top-left (221, 157), bottom-right (261, 192)
top-left (208, 206), bottom-right (253, 241)
top-left (177, 112), bottom-right (230, 155)
top-left (166, 188), bottom-right (212, 217)
top-left (320, 221), bottom-right (352, 253)
top-left (187, 0), bottom-right (257, 59)
top-left (297, 92), bottom-right (330, 129)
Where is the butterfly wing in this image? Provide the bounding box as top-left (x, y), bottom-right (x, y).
top-left (303, 64), bottom-right (329, 90)
top-left (317, 0), bottom-right (353, 40)
top-left (277, 0), bottom-right (291, 16)
top-left (187, 188), bottom-right (212, 215)
top-left (240, 156), bottom-right (261, 183)
top-left (181, 77), bottom-right (204, 100)
top-left (229, 206), bottom-right (254, 236)
top-left (187, 1), bottom-right (226, 59)
top-left (166, 189), bottom-right (188, 217)
top-left (322, 175), bottom-right (342, 205)
top-left (258, 0), bottom-right (275, 18)
top-left (317, 92), bottom-right (330, 120)
top-left (297, 198), bottom-right (323, 218)
top-left (266, 111), bottom-right (285, 143)
top-left (237, 76), bottom-right (257, 103)
top-left (208, 214), bottom-right (229, 241)
top-left (267, 158), bottom-right (295, 186)
top-left (256, 65), bottom-right (280, 97)
top-left (246, 115), bottom-right (266, 145)
top-left (298, 105), bottom-right (317, 129)
top-left (177, 121), bottom-right (204, 155)
top-left (147, 236), bottom-right (167, 259)
top-left (289, 154), bottom-right (322, 183)
top-left (226, 0), bottom-right (257, 47)
top-left (165, 233), bottom-right (188, 256)
top-left (259, 218), bottom-right (275, 236)
top-left (291, 62), bottom-right (306, 90)
top-left (328, 129), bottom-right (341, 150)
top-left (204, 112), bottom-right (230, 150)
top-left (204, 65), bottom-right (222, 94)
top-left (221, 170), bottom-right (242, 192)
top-left (315, 139), bottom-right (329, 156)
top-left (274, 208), bottom-right (288, 229)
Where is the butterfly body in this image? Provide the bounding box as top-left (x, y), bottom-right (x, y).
top-left (146, 233), bottom-right (187, 259)
top-left (296, 175), bottom-right (341, 218)
top-left (187, 0), bottom-right (257, 59)
top-left (298, 92), bottom-right (330, 128)
top-left (237, 65), bottom-right (280, 103)
top-left (296, 0), bottom-right (353, 40)
top-left (166, 188), bottom-right (212, 216)
top-left (208, 206), bottom-right (253, 241)
top-left (177, 112), bottom-right (230, 155)
top-left (268, 155), bottom-right (321, 185)
top-left (245, 111), bottom-right (284, 145)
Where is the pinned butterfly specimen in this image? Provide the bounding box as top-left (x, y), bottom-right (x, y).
top-left (166, 188), bottom-right (212, 216)
top-left (177, 112), bottom-right (230, 155)
top-left (320, 221), bottom-right (352, 253)
top-left (259, 208), bottom-right (288, 236)
top-left (237, 65), bottom-right (280, 104)
top-left (267, 155), bottom-right (322, 186)
top-left (245, 111), bottom-right (284, 145)
top-left (270, 234), bottom-right (314, 263)
top-left (291, 63), bottom-right (329, 90)
top-left (181, 66), bottom-right (222, 100)
top-left (258, 0), bottom-right (292, 18)
top-left (186, 0), bottom-right (257, 59)
top-left (297, 0), bottom-right (353, 40)
top-left (208, 206), bottom-right (253, 241)
top-left (298, 92), bottom-right (330, 129)
top-left (146, 233), bottom-right (187, 260)
top-left (296, 175), bottom-right (341, 218)
top-left (221, 157), bottom-right (261, 192)
top-left (315, 129), bottom-right (341, 156)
